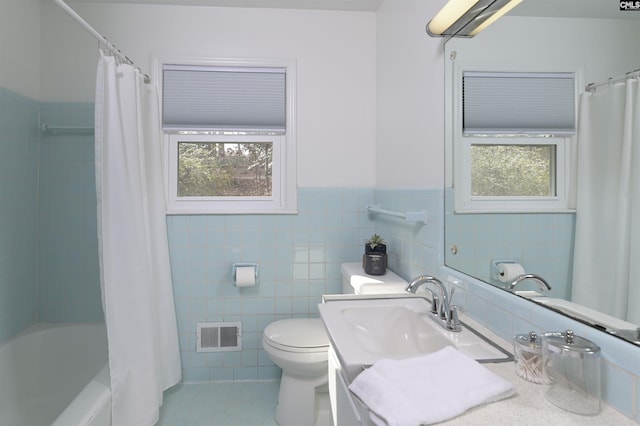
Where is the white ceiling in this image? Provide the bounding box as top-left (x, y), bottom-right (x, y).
top-left (60, 0), bottom-right (640, 19)
top-left (62, 0), bottom-right (384, 12)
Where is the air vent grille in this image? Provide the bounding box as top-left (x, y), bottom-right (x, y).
top-left (196, 321), bottom-right (242, 352)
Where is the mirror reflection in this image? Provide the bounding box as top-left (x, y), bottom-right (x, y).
top-left (444, 0), bottom-right (640, 345)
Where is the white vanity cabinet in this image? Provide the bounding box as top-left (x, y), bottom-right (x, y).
top-left (328, 345), bottom-right (370, 426)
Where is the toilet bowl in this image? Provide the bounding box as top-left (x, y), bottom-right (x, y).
top-left (262, 263), bottom-right (408, 426)
top-left (263, 318), bottom-right (330, 426)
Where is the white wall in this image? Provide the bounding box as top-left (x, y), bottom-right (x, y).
top-left (375, 0), bottom-right (446, 188)
top-left (0, 0), bottom-right (40, 98)
top-left (39, 3), bottom-right (377, 188)
top-left (446, 16), bottom-right (640, 87)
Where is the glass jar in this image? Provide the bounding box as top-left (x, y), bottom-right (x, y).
top-left (542, 330), bottom-right (601, 415)
top-left (513, 331), bottom-right (544, 383)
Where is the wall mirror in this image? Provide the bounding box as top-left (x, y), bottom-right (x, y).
top-left (443, 0), bottom-right (640, 346)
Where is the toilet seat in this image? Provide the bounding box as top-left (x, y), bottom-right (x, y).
top-left (263, 318), bottom-right (329, 353)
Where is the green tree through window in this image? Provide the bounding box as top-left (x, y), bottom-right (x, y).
top-left (178, 142), bottom-right (272, 197)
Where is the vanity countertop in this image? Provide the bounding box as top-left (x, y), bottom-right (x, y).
top-left (437, 360), bottom-right (636, 425)
top-left (437, 319), bottom-right (637, 426)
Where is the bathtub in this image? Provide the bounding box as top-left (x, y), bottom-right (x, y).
top-left (0, 322), bottom-right (111, 426)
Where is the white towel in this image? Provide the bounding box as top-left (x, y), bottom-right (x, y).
top-left (348, 346), bottom-right (515, 426)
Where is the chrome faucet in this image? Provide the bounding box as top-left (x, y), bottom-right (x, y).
top-left (405, 275), bottom-right (461, 332)
top-left (509, 273), bottom-right (552, 293)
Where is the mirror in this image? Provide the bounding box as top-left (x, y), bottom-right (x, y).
top-left (443, 0), bottom-right (640, 345)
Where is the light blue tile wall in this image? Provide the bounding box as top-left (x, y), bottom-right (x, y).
top-left (444, 188), bottom-right (575, 299)
top-left (371, 188), bottom-right (444, 281)
top-left (38, 103), bottom-right (102, 322)
top-left (0, 95), bottom-right (103, 342)
top-left (0, 87), bottom-right (39, 344)
top-left (167, 188), bottom-right (376, 382)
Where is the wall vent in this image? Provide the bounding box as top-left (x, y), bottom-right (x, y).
top-left (196, 321), bottom-right (242, 352)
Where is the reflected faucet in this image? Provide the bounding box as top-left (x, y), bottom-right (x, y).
top-left (509, 274), bottom-right (552, 293)
top-left (405, 275), bottom-right (461, 332)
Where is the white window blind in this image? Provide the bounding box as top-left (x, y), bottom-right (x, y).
top-left (162, 65), bottom-right (286, 133)
top-left (463, 72), bottom-right (575, 135)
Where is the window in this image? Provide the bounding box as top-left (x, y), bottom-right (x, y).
top-left (157, 58), bottom-right (296, 214)
top-left (453, 71), bottom-right (576, 213)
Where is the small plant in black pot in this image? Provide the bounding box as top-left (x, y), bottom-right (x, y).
top-left (363, 234), bottom-right (387, 275)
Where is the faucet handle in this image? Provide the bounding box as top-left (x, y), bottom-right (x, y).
top-left (430, 295), bottom-right (439, 315)
top-left (449, 304), bottom-right (461, 319)
top-left (448, 304), bottom-right (462, 330)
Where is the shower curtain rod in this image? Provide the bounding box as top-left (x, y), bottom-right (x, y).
top-left (52, 0), bottom-right (150, 83)
top-left (585, 67), bottom-right (640, 93)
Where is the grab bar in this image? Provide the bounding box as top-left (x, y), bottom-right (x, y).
top-left (366, 205), bottom-right (427, 224)
top-left (41, 124), bottom-right (94, 136)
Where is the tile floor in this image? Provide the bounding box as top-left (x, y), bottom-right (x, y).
top-left (157, 381), bottom-right (280, 426)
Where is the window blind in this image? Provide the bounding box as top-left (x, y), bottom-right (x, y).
top-left (463, 72), bottom-right (575, 135)
top-left (163, 65), bottom-right (286, 133)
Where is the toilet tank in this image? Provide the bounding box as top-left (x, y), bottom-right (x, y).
top-left (340, 262), bottom-right (408, 295)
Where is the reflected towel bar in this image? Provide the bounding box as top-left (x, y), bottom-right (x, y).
top-left (41, 124), bottom-right (95, 136)
top-left (366, 205), bottom-right (427, 224)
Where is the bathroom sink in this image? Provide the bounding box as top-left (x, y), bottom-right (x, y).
top-left (319, 296), bottom-right (512, 381)
top-left (340, 304), bottom-right (453, 356)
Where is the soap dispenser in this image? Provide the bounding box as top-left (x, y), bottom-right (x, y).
top-left (542, 330), bottom-right (601, 415)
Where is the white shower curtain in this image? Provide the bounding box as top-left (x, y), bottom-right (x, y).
top-left (95, 51), bottom-right (181, 425)
top-left (572, 76), bottom-right (640, 325)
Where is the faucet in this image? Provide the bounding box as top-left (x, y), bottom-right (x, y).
top-left (405, 275), bottom-right (461, 332)
top-left (508, 273), bottom-right (552, 293)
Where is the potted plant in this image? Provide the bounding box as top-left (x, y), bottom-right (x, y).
top-left (363, 234), bottom-right (387, 275)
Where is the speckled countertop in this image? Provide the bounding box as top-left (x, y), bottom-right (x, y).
top-left (438, 317), bottom-right (637, 426)
top-left (438, 361), bottom-right (636, 425)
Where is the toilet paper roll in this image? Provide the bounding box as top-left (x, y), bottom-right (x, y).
top-left (235, 266), bottom-right (256, 287)
top-left (497, 263), bottom-right (525, 282)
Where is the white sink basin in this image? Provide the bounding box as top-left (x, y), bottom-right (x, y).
top-left (319, 296), bottom-right (512, 381)
top-left (340, 304), bottom-right (453, 356)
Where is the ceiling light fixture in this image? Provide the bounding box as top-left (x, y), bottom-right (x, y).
top-left (426, 0), bottom-right (523, 38)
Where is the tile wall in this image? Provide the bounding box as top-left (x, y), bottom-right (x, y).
top-left (0, 97), bottom-right (102, 345)
top-left (444, 188), bottom-right (575, 299)
top-left (0, 87), bottom-right (39, 343)
top-left (38, 102), bottom-right (102, 322)
top-left (168, 188), bottom-right (375, 382)
top-left (167, 187), bottom-right (443, 383)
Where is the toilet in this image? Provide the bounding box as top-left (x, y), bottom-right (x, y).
top-left (262, 262), bottom-right (407, 426)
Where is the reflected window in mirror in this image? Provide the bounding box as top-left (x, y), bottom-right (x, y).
top-left (457, 137), bottom-right (567, 212)
top-left (453, 71), bottom-right (576, 213)
top-left (471, 144), bottom-right (554, 196)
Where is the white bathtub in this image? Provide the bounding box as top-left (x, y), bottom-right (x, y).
top-left (0, 322), bottom-right (111, 426)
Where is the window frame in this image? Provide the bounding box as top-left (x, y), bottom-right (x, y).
top-left (153, 56), bottom-right (297, 215)
top-left (167, 133), bottom-right (287, 213)
top-left (450, 64), bottom-right (577, 213)
top-left (455, 136), bottom-right (570, 213)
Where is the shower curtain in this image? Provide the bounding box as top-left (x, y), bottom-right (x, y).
top-left (572, 76), bottom-right (640, 325)
top-left (95, 51), bottom-right (181, 425)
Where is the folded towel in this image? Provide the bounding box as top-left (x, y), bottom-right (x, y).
top-left (348, 346), bottom-right (515, 426)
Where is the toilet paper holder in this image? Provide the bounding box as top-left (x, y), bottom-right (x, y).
top-left (490, 259), bottom-right (518, 281)
top-left (232, 263), bottom-right (259, 286)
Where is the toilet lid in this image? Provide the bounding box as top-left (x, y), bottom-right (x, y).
top-left (264, 318), bottom-right (329, 349)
